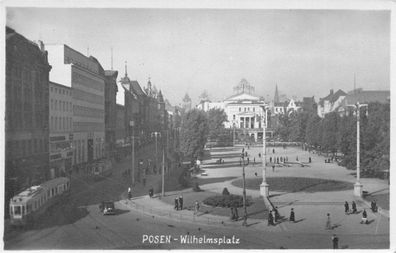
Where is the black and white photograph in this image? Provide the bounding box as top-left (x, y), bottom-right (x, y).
top-left (2, 0), bottom-right (393, 250)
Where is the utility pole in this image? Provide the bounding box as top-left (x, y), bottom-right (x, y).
top-left (162, 148), bottom-right (165, 197)
top-left (130, 121), bottom-right (135, 186)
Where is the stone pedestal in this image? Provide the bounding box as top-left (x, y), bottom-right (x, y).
top-left (354, 182), bottom-right (363, 197)
top-left (260, 182), bottom-right (269, 197)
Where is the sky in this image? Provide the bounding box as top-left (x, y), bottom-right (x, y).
top-left (6, 8), bottom-right (390, 106)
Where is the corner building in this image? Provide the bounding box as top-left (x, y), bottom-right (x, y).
top-left (46, 44), bottom-right (105, 166)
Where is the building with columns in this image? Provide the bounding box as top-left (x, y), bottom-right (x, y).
top-left (196, 79), bottom-right (268, 141)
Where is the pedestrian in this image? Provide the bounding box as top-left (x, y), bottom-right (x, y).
top-left (344, 201), bottom-right (350, 215)
top-left (309, 157), bottom-right (312, 163)
top-left (259, 153), bottom-right (261, 158)
top-left (325, 213), bottom-right (332, 230)
top-left (128, 187), bottom-right (132, 200)
top-left (280, 157), bottom-right (283, 162)
top-left (272, 165), bottom-right (275, 172)
top-left (179, 195), bottom-right (184, 210)
top-left (273, 148), bottom-right (275, 154)
top-left (371, 200), bottom-right (377, 213)
top-left (331, 234), bottom-right (339, 249)
top-left (174, 197), bottom-right (179, 211)
top-left (272, 208), bottom-right (277, 223)
top-left (270, 157), bottom-right (272, 163)
top-left (351, 201), bottom-right (357, 214)
top-left (194, 200), bottom-right (200, 215)
top-left (149, 187), bottom-right (154, 198)
top-left (361, 209), bottom-right (368, 224)
top-left (277, 157), bottom-right (279, 164)
top-left (268, 211), bottom-right (274, 226)
top-left (289, 208), bottom-right (295, 222)
top-left (296, 156), bottom-right (299, 161)
top-left (234, 206), bottom-right (239, 220)
top-left (247, 157), bottom-right (250, 164)
top-left (274, 206), bottom-right (280, 221)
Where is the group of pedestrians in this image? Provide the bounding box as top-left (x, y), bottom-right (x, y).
top-left (343, 200), bottom-right (372, 225)
top-left (174, 195), bottom-right (184, 211)
top-left (267, 206), bottom-right (282, 226)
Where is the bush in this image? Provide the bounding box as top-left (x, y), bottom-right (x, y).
top-left (203, 194), bottom-right (252, 208)
top-left (222, 187), bottom-right (230, 195)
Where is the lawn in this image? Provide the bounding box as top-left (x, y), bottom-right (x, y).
top-left (231, 177), bottom-right (354, 193)
top-left (160, 190), bottom-right (268, 219)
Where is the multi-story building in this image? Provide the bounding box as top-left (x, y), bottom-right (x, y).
top-left (45, 44), bottom-right (106, 166)
top-left (104, 70), bottom-right (118, 160)
top-left (338, 89), bottom-right (390, 116)
top-left (5, 27), bottom-right (51, 208)
top-left (49, 81), bottom-right (74, 178)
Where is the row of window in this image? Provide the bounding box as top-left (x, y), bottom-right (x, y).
top-left (50, 99), bottom-right (72, 112)
top-left (50, 86), bottom-right (71, 96)
top-left (7, 138), bottom-right (47, 158)
top-left (238, 107), bottom-right (256, 112)
top-left (50, 116), bottom-right (72, 132)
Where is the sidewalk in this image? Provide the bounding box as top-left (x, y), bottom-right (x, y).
top-left (120, 145), bottom-right (389, 236)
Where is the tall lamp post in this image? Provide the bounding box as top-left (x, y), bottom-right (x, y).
top-left (347, 102), bottom-right (368, 197)
top-left (240, 149), bottom-right (248, 226)
top-left (151, 131), bottom-right (162, 194)
top-left (260, 105), bottom-right (269, 197)
top-left (130, 121), bottom-right (135, 186)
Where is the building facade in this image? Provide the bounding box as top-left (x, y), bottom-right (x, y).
top-left (49, 81), bottom-right (73, 178)
top-left (5, 27), bottom-right (51, 209)
top-left (104, 70), bottom-right (118, 160)
top-left (46, 44), bottom-right (106, 166)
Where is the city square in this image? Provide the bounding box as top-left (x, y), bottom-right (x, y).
top-left (3, 4), bottom-right (392, 251)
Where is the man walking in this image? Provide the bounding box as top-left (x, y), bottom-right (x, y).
top-left (325, 213), bottom-right (332, 230)
top-left (331, 234), bottom-right (339, 249)
top-left (194, 200), bottom-right (200, 215)
top-left (268, 210), bottom-right (274, 226)
top-left (174, 196), bottom-right (179, 211)
top-left (344, 201), bottom-right (349, 215)
top-left (351, 201), bottom-right (357, 214)
top-left (289, 208), bottom-right (295, 222)
top-left (361, 209), bottom-right (368, 224)
top-left (179, 195), bottom-right (184, 210)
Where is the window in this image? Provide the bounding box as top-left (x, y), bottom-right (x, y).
top-left (55, 100), bottom-right (57, 110)
top-left (239, 107), bottom-right (241, 112)
top-left (50, 86), bottom-right (53, 92)
top-left (233, 115), bottom-right (235, 120)
top-left (253, 108), bottom-right (255, 112)
top-left (55, 88), bottom-right (57, 93)
top-left (14, 206), bottom-right (21, 215)
top-left (50, 99), bottom-right (53, 110)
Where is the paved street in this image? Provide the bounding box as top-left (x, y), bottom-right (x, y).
top-left (4, 145), bottom-right (389, 249)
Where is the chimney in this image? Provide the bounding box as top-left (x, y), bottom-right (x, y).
top-left (38, 40), bottom-right (45, 51)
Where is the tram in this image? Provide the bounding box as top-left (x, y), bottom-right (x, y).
top-left (9, 177), bottom-right (70, 226)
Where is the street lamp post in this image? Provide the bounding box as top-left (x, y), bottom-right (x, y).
top-left (241, 150), bottom-right (248, 226)
top-left (349, 102), bottom-right (368, 197)
top-left (260, 105), bottom-right (269, 197)
top-left (151, 131), bottom-right (162, 193)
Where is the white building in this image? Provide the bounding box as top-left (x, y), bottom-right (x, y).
top-left (317, 89), bottom-right (347, 118)
top-left (46, 44), bottom-right (106, 166)
top-left (196, 92), bottom-right (268, 141)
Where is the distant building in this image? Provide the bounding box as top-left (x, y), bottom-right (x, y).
top-left (46, 44), bottom-right (106, 166)
top-left (317, 89), bottom-right (347, 118)
top-left (49, 81), bottom-right (73, 179)
top-left (5, 27), bottom-right (51, 207)
top-left (338, 89), bottom-right (390, 116)
top-left (301, 96), bottom-right (317, 113)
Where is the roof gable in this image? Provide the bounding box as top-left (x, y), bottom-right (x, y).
top-left (225, 92), bottom-right (261, 102)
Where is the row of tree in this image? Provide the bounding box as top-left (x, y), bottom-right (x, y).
top-left (273, 102), bottom-right (390, 175)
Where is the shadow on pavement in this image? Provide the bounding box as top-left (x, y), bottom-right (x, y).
top-left (114, 209), bottom-right (131, 216)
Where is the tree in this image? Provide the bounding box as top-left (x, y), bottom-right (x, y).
top-left (207, 108), bottom-right (228, 139)
top-left (321, 112), bottom-right (339, 154)
top-left (180, 109), bottom-right (209, 162)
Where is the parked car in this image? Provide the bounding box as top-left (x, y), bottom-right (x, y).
top-left (99, 201), bottom-right (115, 215)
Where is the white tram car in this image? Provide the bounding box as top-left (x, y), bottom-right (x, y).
top-left (9, 177), bottom-right (70, 226)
